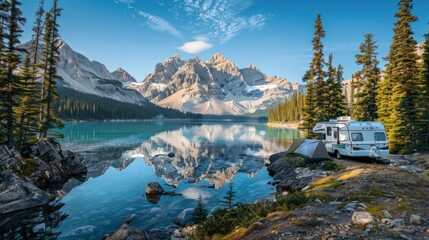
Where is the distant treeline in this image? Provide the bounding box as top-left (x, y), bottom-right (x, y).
top-left (268, 91), bottom-right (305, 123)
top-left (55, 87), bottom-right (203, 120)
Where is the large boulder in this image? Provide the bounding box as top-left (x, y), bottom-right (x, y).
top-left (106, 224), bottom-right (149, 240)
top-left (146, 182), bottom-right (165, 195)
top-left (175, 208), bottom-right (194, 226)
top-left (352, 211), bottom-right (374, 225)
top-left (0, 172), bottom-right (50, 214)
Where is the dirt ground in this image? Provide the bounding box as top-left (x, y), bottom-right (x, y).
top-left (220, 153), bottom-right (429, 240)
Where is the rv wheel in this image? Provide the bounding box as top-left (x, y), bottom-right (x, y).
top-left (335, 150), bottom-right (342, 159)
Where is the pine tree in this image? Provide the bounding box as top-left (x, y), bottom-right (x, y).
top-left (312, 14), bottom-right (327, 122)
top-left (353, 34), bottom-right (380, 121)
top-left (39, 0), bottom-right (63, 139)
top-left (416, 27), bottom-right (429, 150)
top-left (31, 0), bottom-right (45, 72)
top-left (324, 54), bottom-right (336, 119)
top-left (15, 54), bottom-right (40, 148)
top-left (302, 71), bottom-right (317, 137)
top-left (0, 0), bottom-right (9, 141)
top-left (380, 0), bottom-right (419, 153)
top-left (332, 63), bottom-right (347, 118)
top-left (221, 182), bottom-right (236, 209)
top-left (0, 0), bottom-right (26, 147)
top-left (192, 194), bottom-right (208, 224)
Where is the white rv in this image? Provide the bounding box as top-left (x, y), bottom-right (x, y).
top-left (313, 117), bottom-right (389, 159)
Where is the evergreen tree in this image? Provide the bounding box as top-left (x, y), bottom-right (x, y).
top-left (221, 182), bottom-right (236, 209)
top-left (39, 0), bottom-right (63, 139)
top-left (0, 0), bottom-right (26, 147)
top-left (31, 0), bottom-right (44, 72)
top-left (302, 71), bottom-right (317, 137)
top-left (0, 0), bottom-right (9, 140)
top-left (332, 63), bottom-right (347, 118)
top-left (324, 54), bottom-right (342, 119)
top-left (15, 54), bottom-right (40, 148)
top-left (311, 14), bottom-right (327, 121)
top-left (417, 26), bottom-right (429, 150)
top-left (192, 194), bottom-right (208, 224)
top-left (380, 0), bottom-right (419, 153)
top-left (353, 34), bottom-right (380, 121)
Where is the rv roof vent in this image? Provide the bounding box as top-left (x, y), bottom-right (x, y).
top-left (329, 119), bottom-right (337, 122)
top-left (337, 116), bottom-right (352, 121)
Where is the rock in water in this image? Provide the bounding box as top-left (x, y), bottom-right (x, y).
top-left (123, 214), bottom-right (136, 224)
top-left (352, 211), bottom-right (374, 225)
top-left (146, 182), bottom-right (165, 195)
top-left (106, 224), bottom-right (149, 240)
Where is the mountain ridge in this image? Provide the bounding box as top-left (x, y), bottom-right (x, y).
top-left (129, 53), bottom-right (294, 115)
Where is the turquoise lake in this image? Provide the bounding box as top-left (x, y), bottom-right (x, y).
top-left (50, 121), bottom-right (305, 239)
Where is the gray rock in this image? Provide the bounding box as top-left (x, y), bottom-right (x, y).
top-left (382, 210), bottom-right (393, 218)
top-left (146, 182), bottom-right (165, 195)
top-left (123, 214), bottom-right (136, 224)
top-left (0, 172), bottom-right (50, 214)
top-left (106, 224), bottom-right (149, 240)
top-left (352, 211), bottom-right (374, 225)
top-left (410, 214), bottom-right (421, 225)
top-left (382, 218), bottom-right (395, 227)
top-left (394, 218), bottom-right (404, 226)
top-left (175, 208), bottom-right (194, 226)
top-left (32, 223), bottom-right (46, 233)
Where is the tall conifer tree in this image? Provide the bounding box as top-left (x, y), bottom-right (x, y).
top-left (353, 34), bottom-right (380, 121)
top-left (417, 27), bottom-right (429, 150)
top-left (312, 14), bottom-right (327, 121)
top-left (380, 0), bottom-right (419, 153)
top-left (39, 0), bottom-right (63, 139)
top-left (1, 0), bottom-right (26, 147)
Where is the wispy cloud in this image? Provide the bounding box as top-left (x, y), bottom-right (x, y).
top-left (116, 0), bottom-right (183, 38)
top-left (158, 0), bottom-right (270, 43)
top-left (177, 36), bottom-right (213, 54)
top-left (138, 11), bottom-right (183, 38)
top-left (176, 0), bottom-right (270, 43)
top-left (116, 0), bottom-right (270, 49)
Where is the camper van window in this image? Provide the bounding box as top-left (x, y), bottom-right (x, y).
top-left (333, 131), bottom-right (338, 139)
top-left (375, 132), bottom-right (386, 141)
top-left (351, 133), bottom-right (364, 141)
top-left (320, 134), bottom-right (326, 140)
top-left (327, 127), bottom-right (332, 136)
top-left (339, 132), bottom-right (348, 141)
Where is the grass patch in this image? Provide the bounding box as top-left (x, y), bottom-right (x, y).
top-left (287, 155), bottom-right (341, 172)
top-left (338, 168), bottom-right (365, 181)
top-left (193, 192), bottom-right (308, 239)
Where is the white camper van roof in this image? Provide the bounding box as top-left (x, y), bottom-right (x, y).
top-left (313, 117), bottom-right (386, 132)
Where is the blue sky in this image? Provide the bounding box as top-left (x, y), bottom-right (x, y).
top-left (21, 0), bottom-right (429, 83)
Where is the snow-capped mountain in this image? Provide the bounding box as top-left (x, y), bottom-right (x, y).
top-left (20, 40), bottom-right (148, 105)
top-left (129, 54), bottom-right (293, 115)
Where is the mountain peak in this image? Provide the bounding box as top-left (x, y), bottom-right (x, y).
top-left (207, 53), bottom-right (227, 64)
top-left (112, 68), bottom-right (137, 83)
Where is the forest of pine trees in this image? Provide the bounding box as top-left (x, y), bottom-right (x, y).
top-left (55, 87), bottom-right (203, 120)
top-left (0, 0), bottom-right (63, 148)
top-left (268, 0), bottom-right (429, 153)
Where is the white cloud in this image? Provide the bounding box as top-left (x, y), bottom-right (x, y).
top-left (138, 11), bottom-right (183, 38)
top-left (177, 38), bottom-right (213, 54)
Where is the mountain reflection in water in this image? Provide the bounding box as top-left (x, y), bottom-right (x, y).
top-left (124, 124), bottom-right (297, 189)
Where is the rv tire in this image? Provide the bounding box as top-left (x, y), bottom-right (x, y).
top-left (335, 150), bottom-right (342, 159)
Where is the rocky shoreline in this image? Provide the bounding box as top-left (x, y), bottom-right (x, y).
top-left (0, 141), bottom-right (87, 238)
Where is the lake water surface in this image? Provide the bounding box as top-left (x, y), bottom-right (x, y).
top-left (50, 121), bottom-right (304, 239)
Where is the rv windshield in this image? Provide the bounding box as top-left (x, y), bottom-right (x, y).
top-left (375, 132), bottom-right (386, 141)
